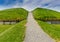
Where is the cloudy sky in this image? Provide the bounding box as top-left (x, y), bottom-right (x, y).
top-left (0, 0), bottom-right (60, 11)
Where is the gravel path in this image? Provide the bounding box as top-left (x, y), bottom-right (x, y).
top-left (23, 12), bottom-right (55, 42)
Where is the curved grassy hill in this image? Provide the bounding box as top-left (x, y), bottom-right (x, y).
top-left (0, 8), bottom-right (28, 42)
top-left (33, 8), bottom-right (60, 20)
top-left (0, 8), bottom-right (28, 21)
top-left (33, 8), bottom-right (60, 42)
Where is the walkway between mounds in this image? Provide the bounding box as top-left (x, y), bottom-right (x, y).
top-left (23, 12), bottom-right (55, 42)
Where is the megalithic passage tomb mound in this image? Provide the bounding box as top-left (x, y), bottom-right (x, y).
top-left (0, 8), bottom-right (28, 21)
top-left (32, 8), bottom-right (60, 42)
top-left (0, 8), bottom-right (28, 42)
top-left (33, 8), bottom-right (60, 21)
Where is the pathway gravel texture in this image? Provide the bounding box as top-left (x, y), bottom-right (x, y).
top-left (23, 12), bottom-right (55, 42)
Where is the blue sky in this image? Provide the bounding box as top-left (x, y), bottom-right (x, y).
top-left (0, 0), bottom-right (60, 11)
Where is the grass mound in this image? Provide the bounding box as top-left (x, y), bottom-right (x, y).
top-left (0, 8), bottom-right (28, 20)
top-left (0, 8), bottom-right (28, 42)
top-left (33, 8), bottom-right (60, 42)
top-left (33, 8), bottom-right (60, 20)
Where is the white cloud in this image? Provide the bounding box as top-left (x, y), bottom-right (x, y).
top-left (0, 0), bottom-right (60, 11)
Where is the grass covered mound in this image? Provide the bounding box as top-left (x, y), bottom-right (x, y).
top-left (33, 8), bottom-right (60, 42)
top-left (37, 20), bottom-right (60, 42)
top-left (0, 8), bottom-right (28, 20)
top-left (33, 8), bottom-right (60, 20)
top-left (0, 8), bottom-right (28, 42)
top-left (0, 20), bottom-right (26, 42)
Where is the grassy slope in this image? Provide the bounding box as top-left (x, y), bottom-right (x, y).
top-left (0, 20), bottom-right (26, 42)
top-left (0, 8), bottom-right (28, 42)
top-left (0, 8), bottom-right (28, 20)
top-left (33, 8), bottom-right (60, 20)
top-left (37, 20), bottom-right (60, 41)
top-left (52, 24), bottom-right (60, 28)
top-left (33, 8), bottom-right (60, 41)
top-left (0, 25), bottom-right (13, 33)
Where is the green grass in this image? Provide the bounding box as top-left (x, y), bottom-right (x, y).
top-left (33, 8), bottom-right (60, 41)
top-left (0, 8), bottom-right (28, 20)
top-left (37, 20), bottom-right (60, 41)
top-left (32, 8), bottom-right (60, 20)
top-left (0, 8), bottom-right (28, 42)
top-left (52, 24), bottom-right (60, 28)
top-left (0, 20), bottom-right (26, 42)
top-left (0, 25), bottom-right (13, 34)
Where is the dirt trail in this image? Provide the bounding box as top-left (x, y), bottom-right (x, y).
top-left (23, 12), bottom-right (55, 42)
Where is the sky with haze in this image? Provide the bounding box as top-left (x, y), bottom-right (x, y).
top-left (0, 0), bottom-right (60, 11)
